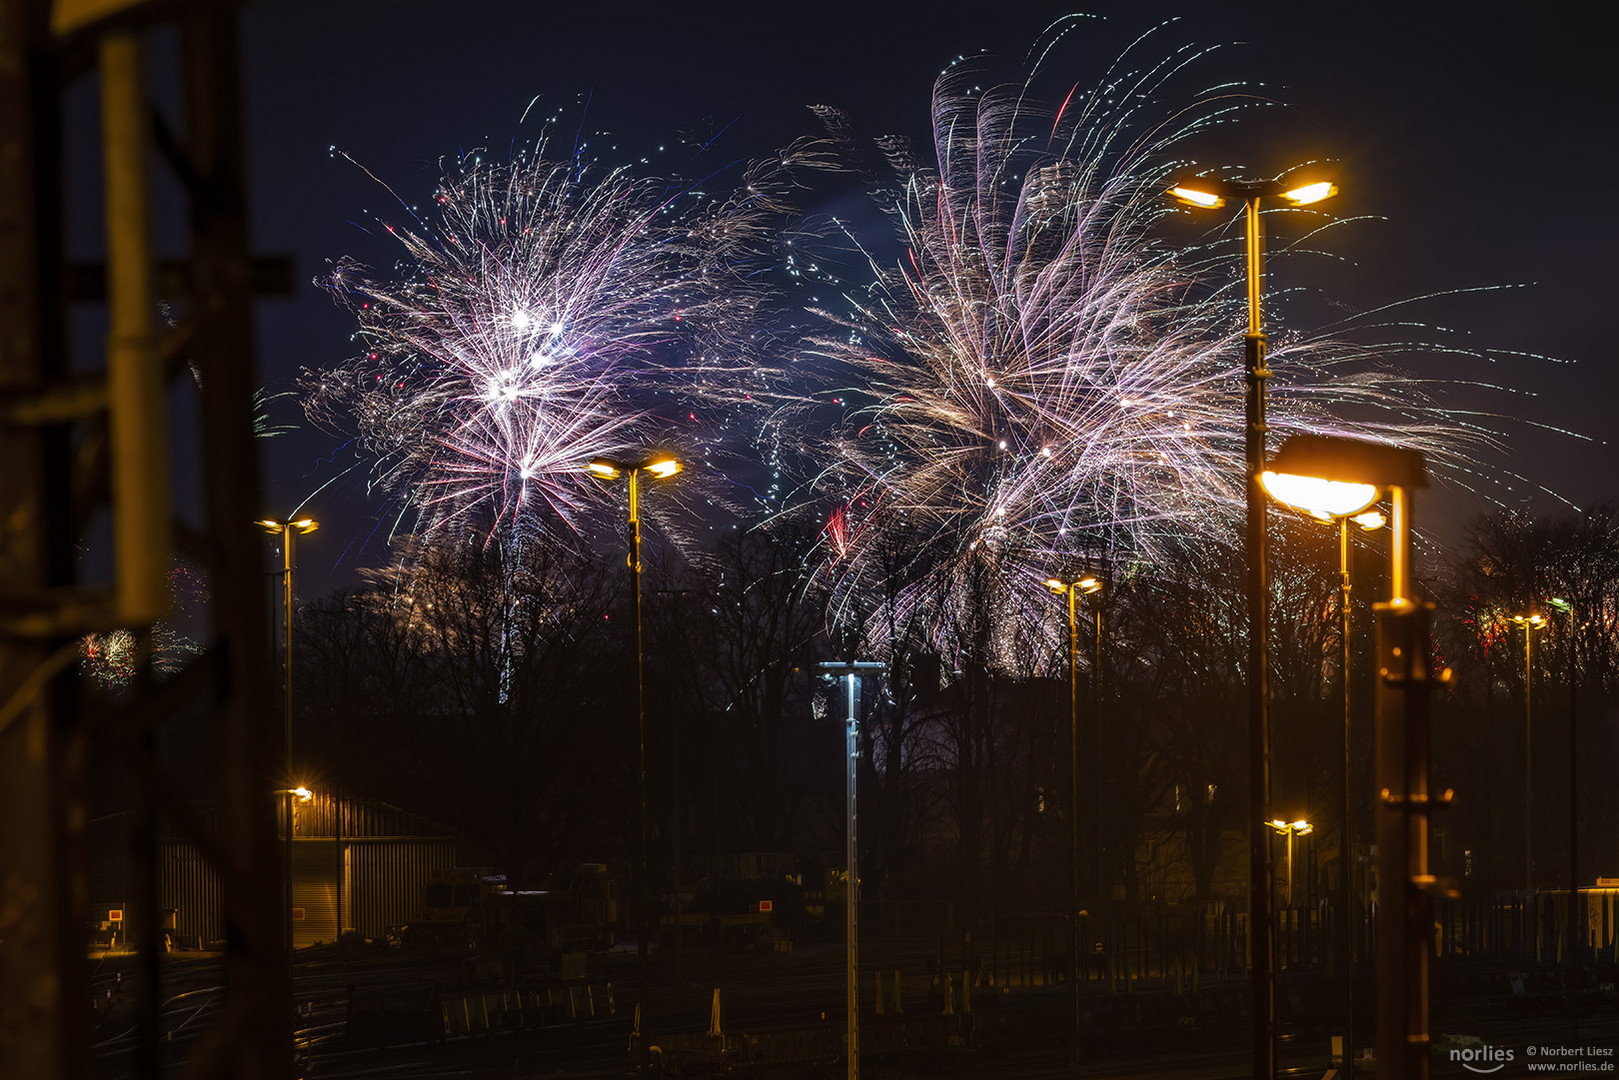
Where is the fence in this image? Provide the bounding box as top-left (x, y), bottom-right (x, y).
top-left (958, 893), bottom-right (1616, 991)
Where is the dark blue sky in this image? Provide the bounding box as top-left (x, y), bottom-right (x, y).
top-left (230, 1), bottom-right (1616, 598)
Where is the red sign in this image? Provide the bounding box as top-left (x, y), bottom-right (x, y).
top-left (108, 909), bottom-right (123, 922)
top-left (291, 907), bottom-right (306, 921)
top-left (758, 900), bottom-right (773, 913)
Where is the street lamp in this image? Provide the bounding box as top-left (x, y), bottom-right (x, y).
top-left (817, 660), bottom-right (886, 1080)
top-left (1511, 611), bottom-right (1547, 904)
top-left (1548, 596), bottom-right (1581, 1037)
top-left (1261, 490), bottom-right (1385, 1074)
top-left (1045, 572), bottom-right (1102, 1074)
top-left (1266, 818), bottom-right (1314, 908)
top-left (259, 516), bottom-right (317, 974)
top-left (1172, 169), bottom-right (1338, 1080)
top-left (1263, 432), bottom-right (1439, 1080)
top-left (586, 454), bottom-right (680, 1047)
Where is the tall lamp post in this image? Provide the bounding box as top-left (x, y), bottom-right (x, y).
top-left (1266, 818), bottom-right (1313, 909)
top-left (818, 660), bottom-right (886, 1080)
top-left (259, 516), bottom-right (317, 982)
top-left (1263, 432), bottom-right (1437, 1080)
top-left (1171, 171), bottom-right (1338, 1080)
top-left (1511, 611), bottom-right (1546, 907)
top-left (1548, 596), bottom-right (1580, 1037)
top-left (1265, 499), bottom-right (1385, 1072)
top-left (586, 455), bottom-right (680, 1049)
top-left (1045, 572), bottom-right (1102, 1075)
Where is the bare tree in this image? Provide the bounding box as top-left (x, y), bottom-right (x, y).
top-left (297, 536), bottom-right (624, 885)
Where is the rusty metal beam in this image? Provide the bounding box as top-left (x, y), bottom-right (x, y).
top-left (0, 6), bottom-right (90, 1080)
top-left (175, 8), bottom-right (290, 1078)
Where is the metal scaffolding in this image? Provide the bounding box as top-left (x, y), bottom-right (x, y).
top-left (0, 1), bottom-right (291, 1076)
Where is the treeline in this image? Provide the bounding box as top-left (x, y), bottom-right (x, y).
top-left (291, 505), bottom-right (1619, 916)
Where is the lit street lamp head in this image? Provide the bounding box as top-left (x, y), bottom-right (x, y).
top-left (1169, 183), bottom-right (1225, 209)
top-left (1261, 470), bottom-right (1379, 520)
top-left (258, 517), bottom-right (319, 534)
top-left (1280, 181), bottom-right (1336, 206)
top-left (585, 456), bottom-right (681, 481)
top-left (1267, 818), bottom-right (1313, 836)
top-left (1264, 433), bottom-right (1428, 605)
top-left (1168, 174), bottom-right (1339, 210)
top-left (1264, 434), bottom-right (1428, 493)
top-left (1045, 574), bottom-right (1102, 596)
top-left (1512, 613), bottom-right (1548, 630)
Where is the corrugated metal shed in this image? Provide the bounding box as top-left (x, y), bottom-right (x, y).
top-left (346, 837), bottom-right (458, 938)
top-left (155, 790), bottom-right (457, 948)
top-left (160, 839), bottom-right (224, 948)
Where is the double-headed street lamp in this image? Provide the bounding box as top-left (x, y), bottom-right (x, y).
top-left (586, 454), bottom-right (680, 1042)
top-left (1262, 432), bottom-right (1438, 1080)
top-left (1045, 571), bottom-right (1102, 1075)
top-left (259, 516), bottom-right (317, 974)
top-left (1171, 171), bottom-right (1338, 1080)
top-left (1260, 482), bottom-right (1385, 1074)
top-left (1266, 818), bottom-right (1313, 908)
top-left (1511, 611), bottom-right (1547, 902)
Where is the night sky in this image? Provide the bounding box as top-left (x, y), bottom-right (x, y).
top-left (229, 0), bottom-right (1616, 599)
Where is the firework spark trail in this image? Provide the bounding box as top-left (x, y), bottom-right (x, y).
top-left (782, 22), bottom-right (1486, 665)
top-left (305, 137), bottom-right (786, 550)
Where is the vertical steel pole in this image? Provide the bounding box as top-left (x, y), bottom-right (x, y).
top-left (1067, 586), bottom-right (1080, 1073)
top-left (1524, 624), bottom-right (1534, 902)
top-left (1373, 484), bottom-right (1433, 1080)
top-left (0, 8), bottom-right (83, 1076)
top-left (183, 11), bottom-right (291, 1074)
top-left (1243, 194), bottom-right (1275, 1080)
top-left (1566, 613), bottom-right (1579, 1040)
top-left (629, 467), bottom-right (649, 1035)
top-left (101, 30), bottom-right (170, 1080)
top-left (283, 527), bottom-right (295, 998)
top-left (1093, 598), bottom-right (1104, 919)
top-left (101, 30), bottom-right (170, 629)
top-left (1339, 518), bottom-right (1355, 1074)
top-left (819, 661), bottom-right (882, 1080)
top-left (846, 672), bottom-right (860, 1080)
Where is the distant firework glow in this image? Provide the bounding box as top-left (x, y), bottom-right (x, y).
top-left (306, 137), bottom-right (782, 548)
top-left (785, 20), bottom-right (1482, 662)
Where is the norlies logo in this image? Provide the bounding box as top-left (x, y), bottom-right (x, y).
top-left (1450, 1045), bottom-right (1515, 1074)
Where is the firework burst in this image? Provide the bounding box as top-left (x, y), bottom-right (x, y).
top-left (785, 21), bottom-right (1480, 664)
top-left (306, 134), bottom-right (785, 548)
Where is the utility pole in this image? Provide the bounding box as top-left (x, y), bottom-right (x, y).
top-left (819, 660), bottom-right (885, 1080)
